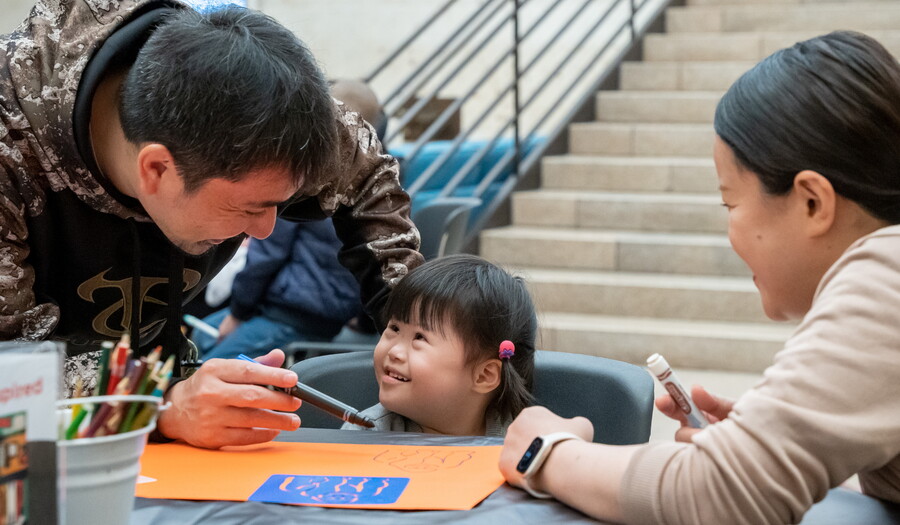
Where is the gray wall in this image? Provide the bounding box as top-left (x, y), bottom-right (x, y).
top-left (0, 1), bottom-right (35, 34)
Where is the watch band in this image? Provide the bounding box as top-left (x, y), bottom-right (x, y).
top-left (516, 431), bottom-right (583, 499)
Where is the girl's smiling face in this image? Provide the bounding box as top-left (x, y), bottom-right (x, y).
top-left (373, 314), bottom-right (484, 434)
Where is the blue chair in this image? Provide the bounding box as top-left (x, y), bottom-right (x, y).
top-left (290, 349), bottom-right (654, 445)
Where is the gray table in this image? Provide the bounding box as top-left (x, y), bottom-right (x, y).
top-left (131, 428), bottom-right (900, 524)
top-left (131, 428), bottom-right (602, 524)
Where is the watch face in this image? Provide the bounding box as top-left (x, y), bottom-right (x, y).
top-left (516, 437), bottom-right (544, 473)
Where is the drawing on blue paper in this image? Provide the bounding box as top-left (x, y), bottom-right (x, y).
top-left (249, 475), bottom-right (410, 505)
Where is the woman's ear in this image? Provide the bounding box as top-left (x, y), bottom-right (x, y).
top-left (473, 359), bottom-right (502, 394)
top-left (793, 170), bottom-right (836, 237)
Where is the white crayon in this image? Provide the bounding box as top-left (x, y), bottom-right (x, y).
top-left (647, 353), bottom-right (709, 429)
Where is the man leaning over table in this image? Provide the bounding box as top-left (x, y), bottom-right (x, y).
top-left (0, 0), bottom-right (422, 449)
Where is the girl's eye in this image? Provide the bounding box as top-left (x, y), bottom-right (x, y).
top-left (414, 332), bottom-right (426, 341)
top-left (387, 323), bottom-right (400, 333)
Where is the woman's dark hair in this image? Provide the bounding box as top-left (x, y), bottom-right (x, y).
top-left (383, 254), bottom-right (537, 422)
top-left (120, 6), bottom-right (337, 193)
top-left (714, 31), bottom-right (900, 223)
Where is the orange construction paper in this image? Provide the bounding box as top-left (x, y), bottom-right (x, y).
top-left (136, 441), bottom-right (505, 510)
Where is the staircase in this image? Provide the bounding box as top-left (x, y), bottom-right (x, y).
top-left (480, 0), bottom-right (900, 373)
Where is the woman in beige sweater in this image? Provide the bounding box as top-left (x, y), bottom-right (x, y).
top-left (499, 31), bottom-right (900, 524)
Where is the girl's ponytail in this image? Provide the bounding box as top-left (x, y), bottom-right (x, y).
top-left (496, 347), bottom-right (534, 422)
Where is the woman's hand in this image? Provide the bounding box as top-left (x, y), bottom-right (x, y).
top-left (655, 384), bottom-right (734, 442)
top-left (499, 406), bottom-right (636, 522)
top-left (499, 406), bottom-right (593, 490)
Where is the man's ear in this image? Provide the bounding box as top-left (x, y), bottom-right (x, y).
top-left (136, 143), bottom-right (177, 196)
top-left (473, 359), bottom-right (502, 394)
top-left (792, 170), bottom-right (836, 237)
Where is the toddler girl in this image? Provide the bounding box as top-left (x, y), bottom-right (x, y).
top-left (343, 254), bottom-right (536, 436)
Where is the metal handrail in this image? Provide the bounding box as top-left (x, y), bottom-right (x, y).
top-left (365, 0), bottom-right (679, 245)
top-left (407, 0), bottom-right (607, 197)
top-left (466, 0), bottom-right (675, 244)
top-left (381, 0), bottom-right (506, 116)
top-left (384, 1), bottom-right (522, 144)
top-left (402, 0), bottom-right (573, 192)
top-left (364, 0), bottom-right (458, 87)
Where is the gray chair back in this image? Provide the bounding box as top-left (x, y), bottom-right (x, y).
top-left (292, 351), bottom-right (378, 430)
top-left (533, 351), bottom-right (653, 445)
top-left (411, 197), bottom-right (481, 260)
top-left (290, 350), bottom-right (653, 445)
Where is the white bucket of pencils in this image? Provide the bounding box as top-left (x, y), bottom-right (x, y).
top-left (57, 394), bottom-right (165, 525)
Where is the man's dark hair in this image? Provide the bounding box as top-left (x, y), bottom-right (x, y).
top-left (120, 6), bottom-right (337, 192)
top-left (384, 254), bottom-right (537, 423)
top-left (715, 31), bottom-right (900, 223)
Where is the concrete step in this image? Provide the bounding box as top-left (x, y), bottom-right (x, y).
top-left (482, 227), bottom-right (748, 276)
top-left (569, 122), bottom-right (714, 157)
top-left (512, 190), bottom-right (727, 233)
top-left (519, 268), bottom-right (769, 322)
top-left (667, 4), bottom-right (900, 33)
top-left (538, 312), bottom-right (792, 373)
top-left (541, 155), bottom-right (718, 193)
top-left (644, 30), bottom-right (900, 61)
top-left (619, 61), bottom-right (754, 91)
top-left (596, 91), bottom-right (721, 123)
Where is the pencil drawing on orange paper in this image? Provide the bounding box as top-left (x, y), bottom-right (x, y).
top-left (372, 448), bottom-right (476, 473)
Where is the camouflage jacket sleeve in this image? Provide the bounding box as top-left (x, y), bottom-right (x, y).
top-left (282, 102), bottom-right (423, 327)
top-left (0, 165), bottom-right (59, 341)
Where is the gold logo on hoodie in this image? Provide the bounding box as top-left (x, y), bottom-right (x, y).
top-left (77, 268), bottom-right (202, 338)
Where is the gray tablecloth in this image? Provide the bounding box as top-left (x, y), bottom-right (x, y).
top-left (131, 428), bottom-right (900, 524)
top-left (131, 428), bottom-right (602, 524)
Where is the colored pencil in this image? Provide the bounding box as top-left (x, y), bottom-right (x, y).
top-left (118, 346), bottom-right (163, 432)
top-left (106, 334), bottom-right (130, 395)
top-left (65, 339), bottom-right (171, 440)
top-left (84, 377), bottom-right (130, 438)
top-left (71, 377), bottom-right (83, 420)
top-left (94, 341), bottom-right (113, 398)
top-left (77, 340), bottom-right (115, 438)
top-left (130, 356), bottom-right (175, 431)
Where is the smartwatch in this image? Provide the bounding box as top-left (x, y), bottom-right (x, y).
top-left (515, 431), bottom-right (583, 498)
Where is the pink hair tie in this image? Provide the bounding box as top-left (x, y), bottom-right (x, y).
top-left (499, 340), bottom-right (515, 360)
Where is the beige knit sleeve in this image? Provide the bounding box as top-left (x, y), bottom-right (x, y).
top-left (620, 229), bottom-right (900, 525)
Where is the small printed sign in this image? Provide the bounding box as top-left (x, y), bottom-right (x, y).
top-left (0, 342), bottom-right (62, 525)
top-left (249, 475), bottom-right (409, 506)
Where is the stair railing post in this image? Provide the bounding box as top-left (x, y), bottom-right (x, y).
top-left (629, 0), bottom-right (637, 41)
top-left (513, 0), bottom-right (521, 180)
